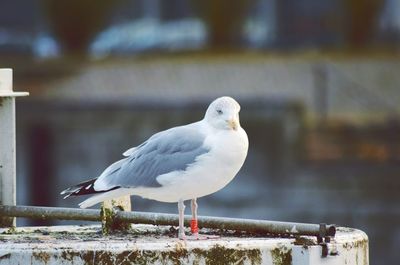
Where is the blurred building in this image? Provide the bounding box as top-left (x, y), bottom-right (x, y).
top-left (1, 0), bottom-right (400, 57)
top-left (274, 0), bottom-right (344, 48)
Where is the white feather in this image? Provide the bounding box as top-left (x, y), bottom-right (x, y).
top-left (78, 188), bottom-right (131, 208)
top-left (122, 147), bottom-right (138, 157)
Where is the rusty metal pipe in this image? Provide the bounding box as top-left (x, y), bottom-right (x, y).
top-left (0, 205), bottom-right (335, 237)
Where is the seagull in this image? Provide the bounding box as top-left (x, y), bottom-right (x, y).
top-left (61, 96), bottom-right (248, 239)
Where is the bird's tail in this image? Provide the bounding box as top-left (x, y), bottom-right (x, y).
top-left (78, 188), bottom-right (130, 209)
top-left (61, 178), bottom-right (124, 208)
top-left (60, 177), bottom-right (100, 199)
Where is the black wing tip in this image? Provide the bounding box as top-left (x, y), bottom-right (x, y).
top-left (61, 178), bottom-right (98, 198)
top-left (61, 177), bottom-right (121, 198)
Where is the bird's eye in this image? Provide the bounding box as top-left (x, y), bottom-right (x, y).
top-left (216, 109), bottom-right (223, 115)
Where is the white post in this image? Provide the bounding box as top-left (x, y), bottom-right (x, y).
top-left (0, 68), bottom-right (28, 227)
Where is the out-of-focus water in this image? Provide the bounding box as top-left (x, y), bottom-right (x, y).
top-left (15, 102), bottom-right (400, 264)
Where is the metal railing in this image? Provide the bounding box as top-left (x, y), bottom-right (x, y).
top-left (0, 204), bottom-right (336, 238)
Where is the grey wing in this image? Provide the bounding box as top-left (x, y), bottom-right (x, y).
top-left (94, 125), bottom-right (209, 190)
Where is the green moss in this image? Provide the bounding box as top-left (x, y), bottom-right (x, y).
top-left (94, 251), bottom-right (115, 265)
top-left (60, 249), bottom-right (178, 265)
top-left (32, 251), bottom-right (51, 263)
top-left (342, 238), bottom-right (368, 250)
top-left (56, 244), bottom-right (261, 265)
top-left (81, 250), bottom-right (95, 264)
top-left (271, 246), bottom-right (292, 265)
top-left (167, 244), bottom-right (189, 265)
top-left (60, 250), bottom-right (77, 262)
top-left (293, 236), bottom-right (316, 249)
top-left (101, 206), bottom-right (113, 235)
top-left (100, 206), bottom-right (131, 235)
top-left (192, 245), bottom-right (262, 265)
top-left (342, 238), bottom-right (369, 265)
top-left (1, 226), bottom-right (16, 234)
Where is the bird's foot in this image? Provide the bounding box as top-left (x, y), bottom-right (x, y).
top-left (178, 231), bottom-right (186, 240)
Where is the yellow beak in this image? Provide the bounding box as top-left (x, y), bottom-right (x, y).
top-left (227, 119), bottom-right (238, 131)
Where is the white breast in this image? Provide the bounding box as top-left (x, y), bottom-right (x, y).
top-left (133, 124), bottom-right (248, 202)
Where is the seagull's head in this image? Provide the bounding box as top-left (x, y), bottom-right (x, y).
top-left (204, 96), bottom-right (242, 131)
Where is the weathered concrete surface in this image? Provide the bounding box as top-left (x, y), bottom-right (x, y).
top-left (0, 225), bottom-right (368, 265)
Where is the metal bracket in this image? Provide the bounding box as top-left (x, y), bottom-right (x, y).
top-left (317, 223), bottom-right (333, 257)
top-left (0, 68), bottom-right (29, 228)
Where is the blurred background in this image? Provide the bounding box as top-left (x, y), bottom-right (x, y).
top-left (1, 0), bottom-right (399, 263)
